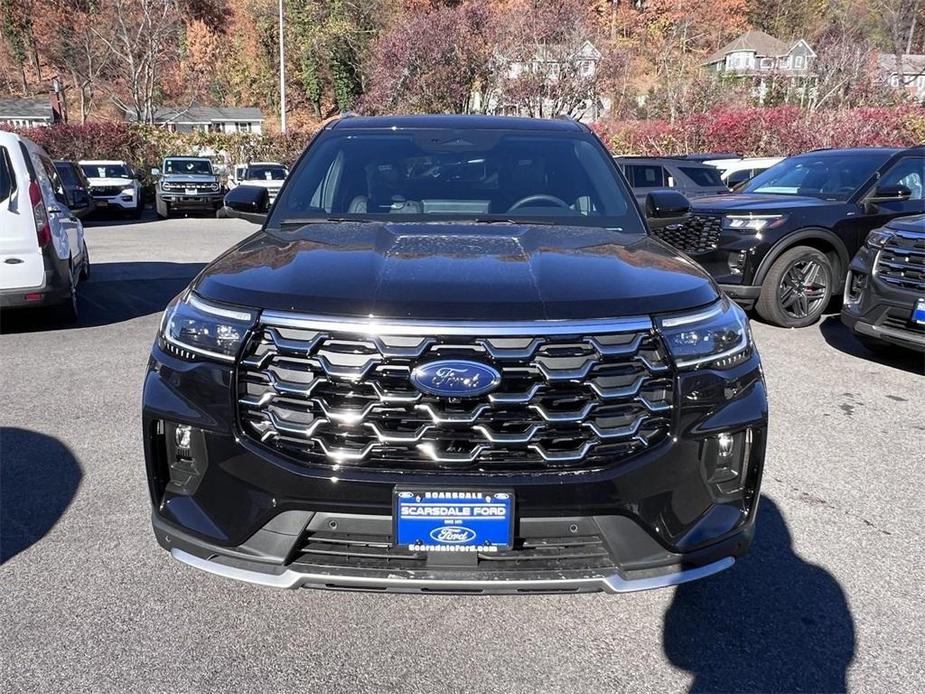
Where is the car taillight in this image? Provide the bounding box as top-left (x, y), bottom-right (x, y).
top-left (29, 180), bottom-right (51, 247)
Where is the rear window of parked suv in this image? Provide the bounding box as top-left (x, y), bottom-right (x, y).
top-left (271, 131), bottom-right (640, 230)
top-left (0, 147), bottom-right (14, 202)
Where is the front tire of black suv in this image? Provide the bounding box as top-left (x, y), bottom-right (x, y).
top-left (756, 246), bottom-right (833, 328)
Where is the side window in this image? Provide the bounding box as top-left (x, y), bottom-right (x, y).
top-left (878, 158), bottom-right (925, 201)
top-left (0, 146), bottom-right (15, 203)
top-left (627, 165), bottom-right (667, 188)
top-left (39, 156), bottom-right (68, 205)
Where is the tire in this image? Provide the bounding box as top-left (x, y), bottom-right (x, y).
top-left (130, 203), bottom-right (144, 220)
top-left (155, 198), bottom-right (169, 219)
top-left (79, 242), bottom-right (90, 280)
top-left (756, 246), bottom-right (833, 328)
top-left (52, 260), bottom-right (79, 324)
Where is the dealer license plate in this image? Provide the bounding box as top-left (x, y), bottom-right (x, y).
top-left (913, 298), bottom-right (925, 325)
top-left (394, 489), bottom-right (513, 551)
top-left (185, 188), bottom-right (198, 196)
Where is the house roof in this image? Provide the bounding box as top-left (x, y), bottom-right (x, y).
top-left (0, 97), bottom-right (54, 120)
top-left (704, 30), bottom-right (796, 64)
top-left (876, 53), bottom-right (925, 75)
top-left (149, 106), bottom-right (264, 124)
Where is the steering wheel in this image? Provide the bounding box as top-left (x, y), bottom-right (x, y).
top-left (507, 194), bottom-right (569, 213)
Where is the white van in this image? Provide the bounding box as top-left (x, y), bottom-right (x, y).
top-left (0, 132), bottom-right (90, 321)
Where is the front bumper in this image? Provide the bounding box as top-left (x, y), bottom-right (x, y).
top-left (841, 247), bottom-right (925, 352)
top-left (91, 194), bottom-right (139, 211)
top-left (158, 192), bottom-right (223, 212)
top-left (143, 342), bottom-right (768, 593)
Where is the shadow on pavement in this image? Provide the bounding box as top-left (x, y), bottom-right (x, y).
top-left (1, 428), bottom-right (82, 564)
top-left (0, 261), bottom-right (205, 333)
top-left (819, 315), bottom-right (924, 375)
top-left (663, 496), bottom-right (855, 693)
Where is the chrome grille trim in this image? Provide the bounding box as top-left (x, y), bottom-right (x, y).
top-left (260, 311), bottom-right (653, 336)
top-left (876, 231), bottom-right (925, 292)
top-left (237, 313), bottom-right (674, 471)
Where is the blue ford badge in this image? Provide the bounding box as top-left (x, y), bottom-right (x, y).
top-left (410, 360), bottom-right (501, 398)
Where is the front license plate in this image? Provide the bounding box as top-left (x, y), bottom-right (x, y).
top-left (185, 188), bottom-right (197, 196)
top-left (394, 489), bottom-right (513, 551)
top-left (913, 298), bottom-right (925, 325)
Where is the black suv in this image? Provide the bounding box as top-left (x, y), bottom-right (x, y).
top-left (842, 214), bottom-right (925, 352)
top-left (656, 147), bottom-right (925, 327)
top-left (143, 115), bottom-right (767, 594)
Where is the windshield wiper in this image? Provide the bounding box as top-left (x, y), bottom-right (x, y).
top-left (278, 217), bottom-right (377, 227)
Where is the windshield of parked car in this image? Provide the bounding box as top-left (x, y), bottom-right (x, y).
top-left (269, 130), bottom-right (640, 229)
top-left (164, 159), bottom-right (213, 175)
top-left (81, 163), bottom-right (129, 179)
top-left (742, 152), bottom-right (889, 200)
top-left (245, 164), bottom-right (287, 181)
top-left (55, 163), bottom-right (79, 185)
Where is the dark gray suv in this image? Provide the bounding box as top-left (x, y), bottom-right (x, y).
top-left (614, 156), bottom-right (729, 205)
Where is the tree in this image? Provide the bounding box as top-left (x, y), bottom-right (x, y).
top-left (359, 1), bottom-right (492, 114)
top-left (93, 0), bottom-right (183, 123)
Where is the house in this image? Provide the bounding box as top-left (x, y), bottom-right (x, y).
top-left (704, 30), bottom-right (815, 76)
top-left (475, 40), bottom-right (610, 123)
top-left (0, 97), bottom-right (57, 127)
top-left (877, 53), bottom-right (925, 102)
top-left (146, 106), bottom-right (265, 134)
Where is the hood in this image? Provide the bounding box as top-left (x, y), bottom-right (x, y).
top-left (239, 180), bottom-right (284, 190)
top-left (692, 192), bottom-right (841, 213)
top-left (194, 222), bottom-right (719, 321)
top-left (162, 173), bottom-right (217, 184)
top-left (886, 213), bottom-right (925, 233)
top-left (87, 177), bottom-right (133, 187)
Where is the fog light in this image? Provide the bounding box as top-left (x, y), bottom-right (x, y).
top-left (702, 429), bottom-right (753, 490)
top-left (175, 424), bottom-right (192, 449)
top-left (717, 432), bottom-right (734, 457)
top-left (727, 250), bottom-right (747, 276)
top-left (844, 271), bottom-right (867, 305)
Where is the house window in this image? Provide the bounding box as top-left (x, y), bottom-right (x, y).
top-left (889, 74), bottom-right (900, 87)
top-left (795, 56), bottom-right (805, 69)
top-left (760, 58), bottom-right (773, 69)
top-left (235, 122), bottom-right (252, 133)
top-left (580, 60), bottom-right (594, 77)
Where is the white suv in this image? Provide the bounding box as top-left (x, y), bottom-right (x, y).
top-left (79, 159), bottom-right (143, 218)
top-left (0, 132), bottom-right (90, 321)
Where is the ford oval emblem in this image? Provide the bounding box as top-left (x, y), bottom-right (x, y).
top-left (410, 360), bottom-right (501, 398)
top-left (429, 526), bottom-right (477, 544)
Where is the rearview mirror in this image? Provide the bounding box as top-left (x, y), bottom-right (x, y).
top-left (150, 167), bottom-right (160, 177)
top-left (868, 184), bottom-right (912, 203)
top-left (222, 185), bottom-right (269, 224)
top-left (644, 190), bottom-right (690, 230)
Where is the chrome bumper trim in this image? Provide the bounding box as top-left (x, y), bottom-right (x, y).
top-left (170, 548), bottom-right (734, 594)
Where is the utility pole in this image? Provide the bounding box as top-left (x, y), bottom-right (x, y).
top-left (279, 0), bottom-right (287, 133)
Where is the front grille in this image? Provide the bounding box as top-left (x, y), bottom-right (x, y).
top-left (651, 214), bottom-right (722, 255)
top-left (237, 315), bottom-right (674, 472)
top-left (162, 182), bottom-right (217, 192)
top-left (90, 185), bottom-right (123, 197)
top-left (292, 530), bottom-right (614, 573)
top-left (877, 230), bottom-right (925, 292)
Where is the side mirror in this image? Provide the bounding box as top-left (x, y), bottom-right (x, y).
top-left (645, 190), bottom-right (690, 230)
top-left (150, 167), bottom-right (160, 177)
top-left (222, 185), bottom-right (270, 223)
top-left (868, 184), bottom-right (912, 203)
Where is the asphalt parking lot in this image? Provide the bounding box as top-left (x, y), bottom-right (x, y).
top-left (1, 211), bottom-right (923, 693)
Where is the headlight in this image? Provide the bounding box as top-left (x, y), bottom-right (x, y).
top-left (865, 228), bottom-right (894, 249)
top-left (722, 215), bottom-right (787, 233)
top-left (121, 186), bottom-right (134, 196)
top-left (160, 293), bottom-right (256, 362)
top-left (657, 300), bottom-right (751, 369)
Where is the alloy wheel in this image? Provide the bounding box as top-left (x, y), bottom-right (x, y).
top-left (777, 258), bottom-right (828, 319)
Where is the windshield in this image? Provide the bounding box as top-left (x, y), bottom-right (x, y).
top-left (245, 164), bottom-right (287, 181)
top-left (269, 130), bottom-right (639, 229)
top-left (679, 166), bottom-right (725, 188)
top-left (55, 163), bottom-right (78, 185)
top-left (164, 159), bottom-right (213, 175)
top-left (81, 163), bottom-right (129, 179)
top-left (742, 152), bottom-right (889, 200)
